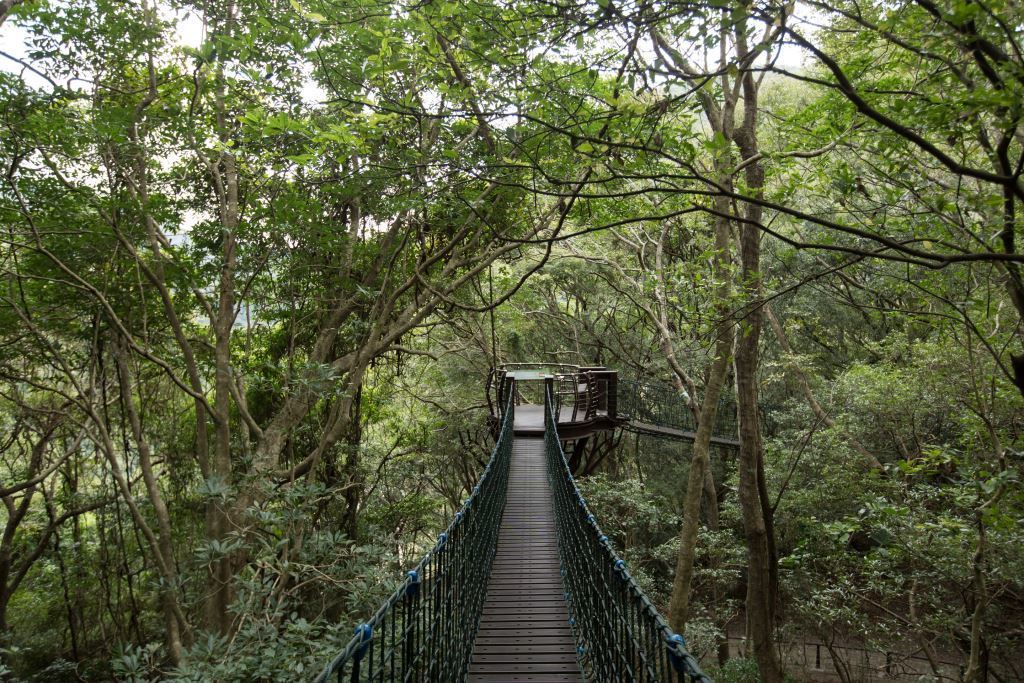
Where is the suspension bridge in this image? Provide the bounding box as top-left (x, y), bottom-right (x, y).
top-left (314, 365), bottom-right (732, 682)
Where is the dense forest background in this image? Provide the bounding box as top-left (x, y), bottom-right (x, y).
top-left (0, 0), bottom-right (1022, 680)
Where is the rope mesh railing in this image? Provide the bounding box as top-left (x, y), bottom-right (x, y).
top-left (618, 379), bottom-right (777, 442)
top-left (313, 384), bottom-right (516, 683)
top-left (545, 383), bottom-right (712, 683)
top-left (618, 379), bottom-right (738, 439)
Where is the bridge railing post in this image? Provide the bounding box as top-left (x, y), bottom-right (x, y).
top-left (606, 371), bottom-right (617, 419)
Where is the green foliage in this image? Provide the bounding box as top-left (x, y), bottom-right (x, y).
top-left (1, 0), bottom-right (1023, 679)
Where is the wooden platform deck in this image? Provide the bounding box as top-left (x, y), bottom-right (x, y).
top-left (513, 405), bottom-right (578, 432)
top-left (468, 436), bottom-right (582, 682)
top-left (513, 404), bottom-right (613, 440)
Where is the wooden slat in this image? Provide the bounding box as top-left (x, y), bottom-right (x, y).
top-left (468, 437), bottom-right (583, 683)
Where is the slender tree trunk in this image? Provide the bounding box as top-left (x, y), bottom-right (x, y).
top-left (964, 515), bottom-right (988, 683)
top-left (343, 384), bottom-right (363, 540)
top-left (666, 349), bottom-right (730, 631)
top-left (44, 489), bottom-right (80, 661)
top-left (113, 341), bottom-right (188, 662)
top-left (204, 3), bottom-right (240, 631)
top-left (666, 168), bottom-right (734, 632)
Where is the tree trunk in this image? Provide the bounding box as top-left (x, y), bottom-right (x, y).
top-left (204, 4), bottom-right (240, 630)
top-left (733, 20), bottom-right (784, 680)
top-left (658, 29), bottom-right (739, 638)
top-left (666, 347), bottom-right (730, 632)
top-left (343, 384), bottom-right (363, 540)
top-left (113, 341), bottom-right (188, 662)
top-left (734, 234), bottom-right (782, 683)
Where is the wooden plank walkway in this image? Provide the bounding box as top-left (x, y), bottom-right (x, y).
top-left (513, 406), bottom-right (580, 432)
top-left (468, 436), bottom-right (582, 682)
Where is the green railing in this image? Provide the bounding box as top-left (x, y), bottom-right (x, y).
top-left (617, 379), bottom-right (737, 438)
top-left (545, 383), bottom-right (712, 682)
top-left (618, 379), bottom-right (777, 442)
top-left (313, 384), bottom-right (516, 682)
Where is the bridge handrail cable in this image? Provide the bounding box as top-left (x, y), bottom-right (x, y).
top-left (618, 378), bottom-right (777, 441)
top-left (312, 383), bottom-right (517, 682)
top-left (545, 382), bottom-right (712, 682)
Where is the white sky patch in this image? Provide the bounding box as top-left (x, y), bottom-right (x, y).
top-left (0, 22), bottom-right (51, 90)
top-left (299, 59), bottom-right (328, 105)
top-left (164, 6), bottom-right (206, 51)
top-left (1, 2), bottom-right (208, 89)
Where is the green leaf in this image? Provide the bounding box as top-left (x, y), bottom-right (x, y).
top-left (289, 0), bottom-right (326, 22)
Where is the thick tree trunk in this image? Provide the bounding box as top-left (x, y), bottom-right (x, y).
top-left (733, 24), bottom-right (784, 680)
top-left (734, 237), bottom-right (782, 683)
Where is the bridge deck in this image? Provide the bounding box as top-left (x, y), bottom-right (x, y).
top-left (468, 436), bottom-right (582, 682)
top-left (513, 404), bottom-right (612, 438)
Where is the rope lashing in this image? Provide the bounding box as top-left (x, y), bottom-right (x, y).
top-left (352, 624), bottom-right (373, 661)
top-left (405, 570), bottom-right (420, 598)
top-left (667, 633), bottom-right (711, 681)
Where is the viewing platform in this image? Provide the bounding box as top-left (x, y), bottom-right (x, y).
top-left (488, 363), bottom-right (743, 447)
top-left (487, 364), bottom-right (620, 439)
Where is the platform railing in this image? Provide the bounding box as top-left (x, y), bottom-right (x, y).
top-left (618, 379), bottom-right (747, 440)
top-left (312, 382), bottom-right (516, 682)
top-left (491, 365), bottom-right (616, 427)
top-left (544, 381), bottom-right (712, 682)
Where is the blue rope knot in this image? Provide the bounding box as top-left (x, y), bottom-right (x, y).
top-left (666, 632), bottom-right (689, 673)
top-left (353, 623), bottom-right (373, 661)
top-left (438, 532), bottom-right (448, 548)
top-left (406, 570), bottom-right (420, 598)
top-left (614, 559), bottom-right (627, 578)
top-left (454, 511), bottom-right (463, 523)
top-left (599, 534), bottom-right (608, 544)
top-left (586, 514), bottom-right (595, 525)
